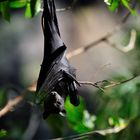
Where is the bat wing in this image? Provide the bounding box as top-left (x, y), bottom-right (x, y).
top-left (36, 0), bottom-right (79, 107)
top-left (36, 0), bottom-right (66, 92)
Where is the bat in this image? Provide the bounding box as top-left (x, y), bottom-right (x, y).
top-left (36, 0), bottom-right (80, 119)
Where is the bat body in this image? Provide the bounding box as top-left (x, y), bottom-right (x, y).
top-left (36, 0), bottom-right (80, 118)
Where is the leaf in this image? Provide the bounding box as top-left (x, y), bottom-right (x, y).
top-left (0, 130), bottom-right (7, 138)
top-left (109, 0), bottom-right (120, 12)
top-left (0, 0), bottom-right (10, 21)
top-left (65, 97), bottom-right (96, 133)
top-left (104, 0), bottom-right (112, 6)
top-left (25, 0), bottom-right (41, 18)
top-left (10, 0), bottom-right (27, 8)
top-left (108, 117), bottom-right (126, 127)
top-left (65, 97), bottom-right (85, 123)
top-left (121, 0), bottom-right (137, 16)
top-left (82, 110), bottom-right (96, 129)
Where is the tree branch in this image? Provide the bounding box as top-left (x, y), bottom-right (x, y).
top-left (52, 123), bottom-right (127, 140)
top-left (0, 84), bottom-right (36, 118)
top-left (0, 93), bottom-right (24, 118)
top-left (79, 75), bottom-right (139, 91)
top-left (67, 2), bottom-right (137, 59)
top-left (0, 75), bottom-right (139, 118)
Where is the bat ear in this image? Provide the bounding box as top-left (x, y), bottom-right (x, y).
top-left (59, 109), bottom-right (66, 117)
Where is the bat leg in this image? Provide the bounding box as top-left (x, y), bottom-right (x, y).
top-left (67, 81), bottom-right (80, 106)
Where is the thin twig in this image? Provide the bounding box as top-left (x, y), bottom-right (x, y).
top-left (79, 81), bottom-right (106, 92)
top-left (103, 76), bottom-right (138, 89)
top-left (79, 75), bottom-right (139, 91)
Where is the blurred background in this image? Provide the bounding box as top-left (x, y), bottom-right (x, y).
top-left (0, 0), bottom-right (140, 140)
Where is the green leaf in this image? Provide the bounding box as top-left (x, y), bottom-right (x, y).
top-left (65, 97), bottom-right (96, 133)
top-left (25, 2), bottom-right (31, 17)
top-left (82, 110), bottom-right (96, 129)
top-left (121, 0), bottom-right (137, 16)
top-left (25, 0), bottom-right (41, 18)
top-left (108, 117), bottom-right (126, 127)
top-left (104, 0), bottom-right (112, 6)
top-left (65, 97), bottom-right (85, 123)
top-left (10, 0), bottom-right (27, 8)
top-left (0, 1), bottom-right (10, 21)
top-left (0, 129), bottom-right (7, 138)
top-left (109, 0), bottom-right (120, 12)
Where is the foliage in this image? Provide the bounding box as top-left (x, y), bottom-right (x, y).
top-left (65, 97), bottom-right (96, 133)
top-left (0, 0), bottom-right (138, 21)
top-left (0, 129), bottom-right (7, 138)
top-left (105, 0), bottom-right (137, 15)
top-left (0, 0), bottom-right (41, 21)
top-left (61, 76), bottom-right (140, 139)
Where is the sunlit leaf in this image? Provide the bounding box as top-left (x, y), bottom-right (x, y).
top-left (82, 110), bottom-right (96, 129)
top-left (108, 117), bottom-right (126, 127)
top-left (104, 0), bottom-right (112, 6)
top-left (25, 0), bottom-right (41, 18)
top-left (65, 97), bottom-right (96, 133)
top-left (10, 0), bottom-right (27, 8)
top-left (65, 97), bottom-right (85, 123)
top-left (109, 0), bottom-right (120, 12)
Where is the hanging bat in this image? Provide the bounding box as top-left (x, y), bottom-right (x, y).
top-left (36, 0), bottom-right (80, 119)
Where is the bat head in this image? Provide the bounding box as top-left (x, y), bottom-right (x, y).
top-left (43, 91), bottom-right (66, 119)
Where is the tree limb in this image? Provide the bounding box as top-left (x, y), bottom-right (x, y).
top-left (1, 75), bottom-right (139, 118)
top-left (52, 123), bottom-right (127, 140)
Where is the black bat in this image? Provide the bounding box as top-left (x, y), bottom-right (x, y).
top-left (36, 0), bottom-right (80, 119)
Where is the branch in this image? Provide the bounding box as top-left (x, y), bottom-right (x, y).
top-left (0, 84), bottom-right (36, 118)
top-left (0, 75), bottom-right (139, 118)
top-left (79, 75), bottom-right (139, 91)
top-left (103, 76), bottom-right (138, 89)
top-left (66, 3), bottom-right (137, 59)
top-left (66, 24), bottom-right (121, 59)
top-left (52, 123), bottom-right (127, 140)
top-left (0, 93), bottom-right (24, 118)
top-left (79, 81), bottom-right (106, 92)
